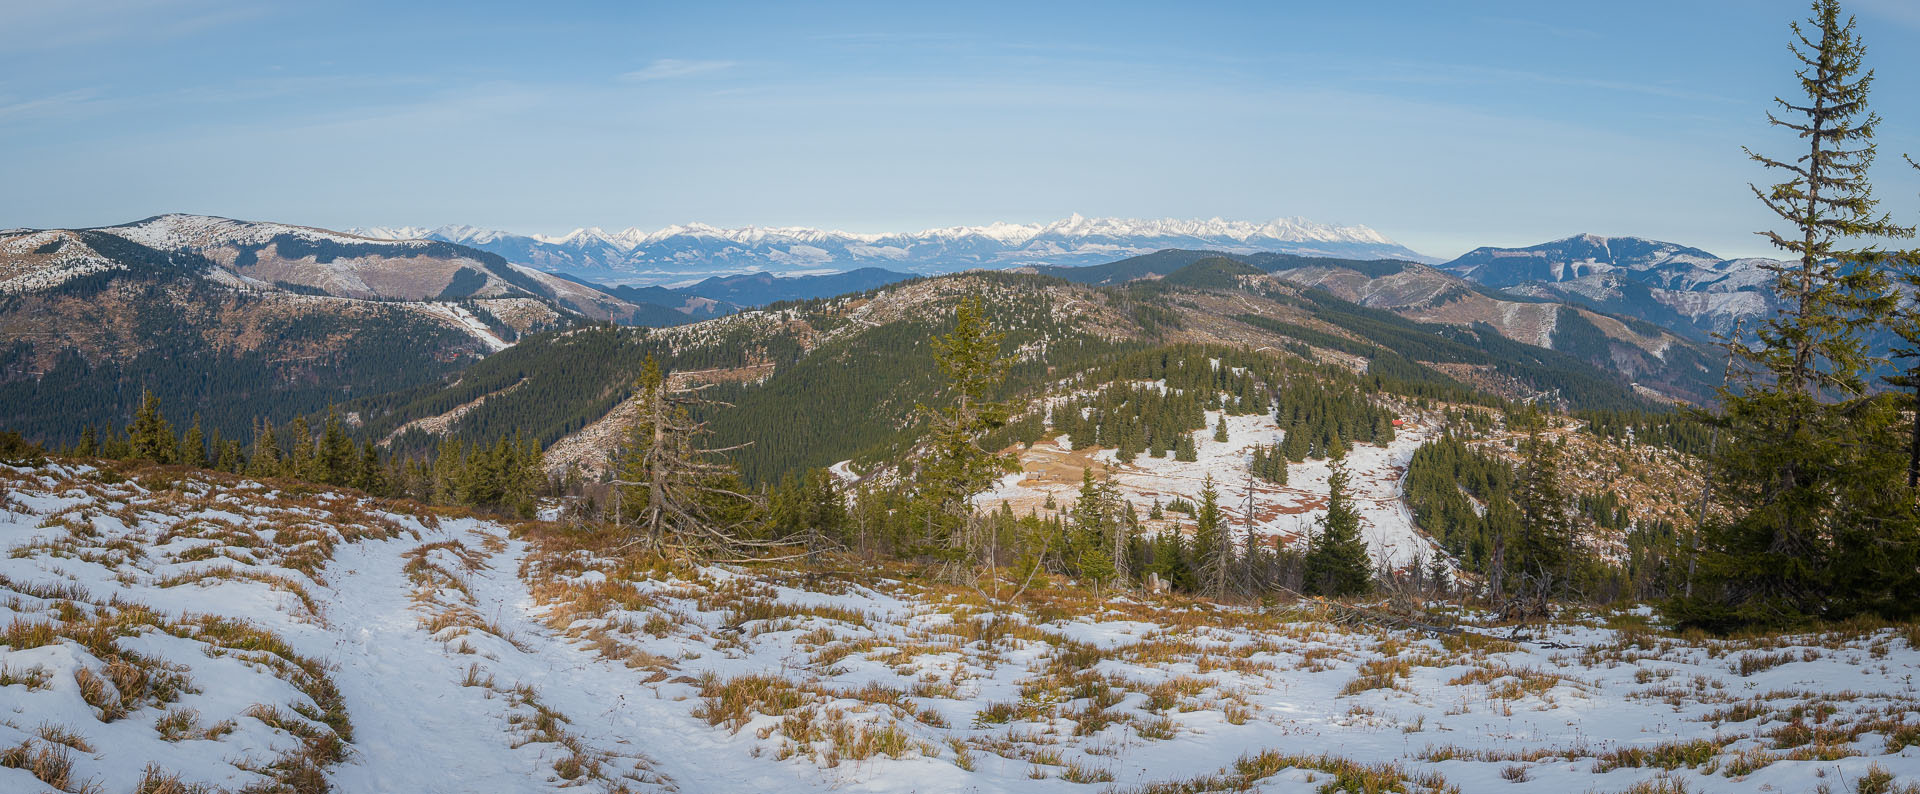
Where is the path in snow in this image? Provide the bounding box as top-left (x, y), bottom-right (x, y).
top-left (318, 520), bottom-right (824, 793)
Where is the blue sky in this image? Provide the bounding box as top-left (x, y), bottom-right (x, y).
top-left (4, 0), bottom-right (1919, 259)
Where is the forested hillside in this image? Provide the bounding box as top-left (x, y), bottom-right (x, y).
top-left (314, 261), bottom-right (1663, 489)
top-left (0, 232), bottom-right (494, 443)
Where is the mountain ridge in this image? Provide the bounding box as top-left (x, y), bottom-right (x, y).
top-left (348, 214), bottom-right (1433, 283)
top-left (1438, 233), bottom-right (1778, 337)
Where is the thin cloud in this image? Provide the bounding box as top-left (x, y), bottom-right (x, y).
top-left (0, 0), bottom-right (265, 50)
top-left (0, 90), bottom-right (104, 123)
top-left (619, 59), bottom-right (738, 82)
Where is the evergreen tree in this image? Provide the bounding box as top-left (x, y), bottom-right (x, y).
top-left (316, 406), bottom-right (355, 486)
top-left (1281, 428), bottom-right (1309, 462)
top-left (75, 426), bottom-right (97, 458)
top-left (1193, 475), bottom-right (1232, 598)
top-left (1684, 0), bottom-right (1919, 628)
top-left (432, 437), bottom-right (463, 504)
top-left (1509, 409), bottom-right (1572, 615)
top-left (356, 441), bottom-right (386, 495)
top-left (1304, 454), bottom-right (1372, 597)
top-left (1427, 554), bottom-right (1451, 597)
top-left (215, 437), bottom-right (244, 473)
top-left (1883, 156), bottom-right (1920, 489)
top-left (101, 428), bottom-right (131, 460)
top-left (803, 468), bottom-right (849, 545)
top-left (180, 415), bottom-right (207, 469)
top-left (247, 418), bottom-right (281, 478)
top-left (1213, 414), bottom-right (1229, 443)
top-left (1250, 444), bottom-right (1287, 485)
top-left (1068, 469), bottom-right (1128, 590)
top-left (127, 389), bottom-right (173, 463)
top-left (1174, 432), bottom-right (1198, 462)
top-left (282, 417), bottom-right (314, 480)
top-left (913, 295), bottom-right (1011, 573)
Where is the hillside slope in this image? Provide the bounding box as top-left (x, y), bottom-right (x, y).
top-left (0, 229), bottom-right (511, 443)
top-left (99, 215), bottom-right (644, 324)
top-left (350, 267), bottom-right (1663, 486)
top-left (1040, 250), bottom-right (1721, 404)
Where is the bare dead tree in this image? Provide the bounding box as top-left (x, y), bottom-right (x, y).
top-left (612, 357), bottom-right (790, 561)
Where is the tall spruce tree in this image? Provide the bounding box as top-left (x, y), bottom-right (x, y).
top-left (913, 295), bottom-right (1010, 576)
top-left (1685, 0), bottom-right (1919, 628)
top-left (1509, 409), bottom-right (1572, 615)
top-left (282, 417), bottom-right (314, 480)
top-left (127, 389), bottom-right (173, 463)
top-left (317, 407), bottom-right (355, 486)
top-left (247, 418), bottom-right (281, 478)
top-left (1193, 475), bottom-right (1232, 598)
top-left (356, 441), bottom-right (386, 495)
top-left (180, 415), bottom-right (207, 469)
top-left (1304, 454), bottom-right (1372, 597)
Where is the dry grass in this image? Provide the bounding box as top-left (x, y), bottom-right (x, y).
top-left (0, 739), bottom-right (75, 792)
top-left (1591, 738), bottom-right (1725, 773)
top-left (133, 764), bottom-right (219, 794)
top-left (1111, 749), bottom-right (1459, 794)
top-left (1341, 657), bottom-right (1412, 696)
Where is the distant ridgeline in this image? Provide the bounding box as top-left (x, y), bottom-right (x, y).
top-left (0, 232), bottom-right (483, 443)
top-left (4, 227), bottom-right (1723, 494)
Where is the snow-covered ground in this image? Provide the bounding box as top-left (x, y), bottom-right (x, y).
top-left (976, 409), bottom-right (1446, 572)
top-left (2, 462), bottom-right (1917, 793)
top-left (417, 302), bottom-right (512, 352)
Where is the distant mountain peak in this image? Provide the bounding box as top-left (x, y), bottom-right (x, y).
top-left (345, 215), bottom-right (1428, 285)
top-left (1441, 233), bottom-right (1777, 337)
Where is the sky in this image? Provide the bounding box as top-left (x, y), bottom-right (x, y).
top-left (4, 0), bottom-right (1920, 260)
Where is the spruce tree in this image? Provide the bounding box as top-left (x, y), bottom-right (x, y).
top-left (180, 416), bottom-right (206, 469)
top-left (1304, 454), bottom-right (1372, 597)
top-left (127, 389), bottom-right (173, 463)
top-left (247, 419), bottom-right (281, 478)
top-left (1174, 432), bottom-right (1198, 462)
top-left (1282, 428), bottom-right (1308, 462)
top-left (1509, 410), bottom-right (1572, 615)
top-left (356, 441), bottom-right (386, 495)
top-left (913, 295), bottom-right (1010, 574)
top-left (215, 438), bottom-right (243, 473)
top-left (1213, 414), bottom-right (1229, 443)
top-left (1193, 475), bottom-right (1232, 598)
top-left (432, 437), bottom-right (463, 504)
top-left (283, 417), bottom-right (314, 480)
top-left (1685, 0), bottom-right (1919, 628)
top-left (1884, 155), bottom-right (1920, 489)
top-left (317, 407), bottom-right (355, 486)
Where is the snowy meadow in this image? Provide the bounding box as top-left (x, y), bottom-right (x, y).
top-left (0, 460), bottom-right (1917, 793)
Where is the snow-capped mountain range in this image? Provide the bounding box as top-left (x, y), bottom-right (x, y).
top-left (349, 214), bottom-right (1431, 284)
top-left (1439, 234), bottom-right (1778, 337)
